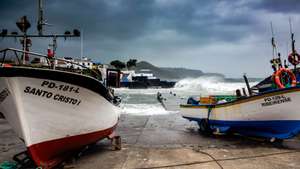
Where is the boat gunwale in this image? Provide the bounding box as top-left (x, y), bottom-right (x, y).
top-left (180, 86), bottom-right (300, 109)
top-left (0, 66), bottom-right (113, 102)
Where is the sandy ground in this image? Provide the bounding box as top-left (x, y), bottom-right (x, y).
top-left (1, 113), bottom-right (300, 169)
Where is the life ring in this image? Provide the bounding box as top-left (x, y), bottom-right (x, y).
top-left (288, 52), bottom-right (300, 66)
top-left (273, 68), bottom-right (297, 89)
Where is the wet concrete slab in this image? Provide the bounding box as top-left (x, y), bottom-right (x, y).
top-left (1, 113), bottom-right (300, 169)
top-left (0, 120), bottom-right (26, 163)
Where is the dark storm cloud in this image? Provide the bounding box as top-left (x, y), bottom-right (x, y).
top-left (1, 0), bottom-right (300, 77)
top-left (0, 0), bottom-right (256, 43)
top-left (44, 0), bottom-right (155, 40)
top-left (250, 0), bottom-right (300, 14)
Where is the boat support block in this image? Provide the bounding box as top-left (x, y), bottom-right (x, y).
top-left (0, 112), bottom-right (4, 119)
top-left (108, 132), bottom-right (121, 150)
top-left (13, 151), bottom-right (35, 169)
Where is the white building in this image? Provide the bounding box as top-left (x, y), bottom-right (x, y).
top-left (73, 57), bottom-right (93, 69)
top-left (54, 57), bottom-right (93, 70)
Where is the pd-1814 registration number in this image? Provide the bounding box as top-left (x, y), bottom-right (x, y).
top-left (24, 80), bottom-right (82, 106)
top-left (261, 95), bottom-right (291, 107)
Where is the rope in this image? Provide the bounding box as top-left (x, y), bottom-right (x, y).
top-left (206, 106), bottom-right (213, 132)
top-left (135, 150), bottom-right (300, 169)
top-left (0, 161), bottom-right (17, 169)
top-left (207, 107), bottom-right (212, 121)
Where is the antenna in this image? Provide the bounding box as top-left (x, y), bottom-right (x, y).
top-left (37, 0), bottom-right (52, 35)
top-left (81, 29), bottom-right (83, 60)
top-left (289, 17), bottom-right (296, 53)
top-left (37, 0), bottom-right (43, 35)
top-left (288, 17), bottom-right (299, 72)
top-left (270, 22), bottom-right (277, 59)
top-left (270, 22), bottom-right (283, 71)
top-left (0, 0), bottom-right (81, 65)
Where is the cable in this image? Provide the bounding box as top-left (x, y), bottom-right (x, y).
top-left (195, 150), bottom-right (224, 169)
top-left (135, 150), bottom-right (300, 169)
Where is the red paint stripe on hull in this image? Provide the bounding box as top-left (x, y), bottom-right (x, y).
top-left (28, 125), bottom-right (117, 169)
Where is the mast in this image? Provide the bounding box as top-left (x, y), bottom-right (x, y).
top-left (289, 18), bottom-right (297, 71)
top-left (16, 16), bottom-right (31, 64)
top-left (270, 22), bottom-right (277, 59)
top-left (289, 18), bottom-right (295, 54)
top-left (270, 22), bottom-right (280, 71)
top-left (243, 74), bottom-right (252, 96)
top-left (37, 0), bottom-right (44, 35)
top-left (0, 0), bottom-right (80, 66)
top-left (81, 29), bottom-right (83, 60)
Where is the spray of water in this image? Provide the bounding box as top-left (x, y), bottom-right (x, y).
top-left (120, 103), bottom-right (172, 116)
top-left (174, 76), bottom-right (258, 95)
top-left (115, 76), bottom-right (259, 115)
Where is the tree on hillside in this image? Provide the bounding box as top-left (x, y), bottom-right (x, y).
top-left (110, 60), bottom-right (126, 70)
top-left (126, 59), bottom-right (137, 69)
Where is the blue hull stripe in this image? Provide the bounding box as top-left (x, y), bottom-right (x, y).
top-left (183, 116), bottom-right (300, 139)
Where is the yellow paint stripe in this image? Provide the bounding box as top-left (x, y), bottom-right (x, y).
top-left (180, 105), bottom-right (208, 109)
top-left (180, 87), bottom-right (300, 109)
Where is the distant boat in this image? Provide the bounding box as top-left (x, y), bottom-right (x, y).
top-left (120, 69), bottom-right (176, 89)
top-left (0, 48), bottom-right (120, 168)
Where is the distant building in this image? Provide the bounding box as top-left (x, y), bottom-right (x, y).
top-left (55, 57), bottom-right (73, 68)
top-left (73, 57), bottom-right (93, 69)
top-left (54, 57), bottom-right (93, 70)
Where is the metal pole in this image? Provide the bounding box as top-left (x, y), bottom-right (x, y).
top-left (243, 74), bottom-right (252, 96)
top-left (81, 29), bottom-right (83, 60)
top-left (270, 22), bottom-right (277, 59)
top-left (23, 34), bottom-right (26, 64)
top-left (1, 50), bottom-right (6, 64)
top-left (289, 18), bottom-right (297, 72)
top-left (52, 36), bottom-right (57, 69)
top-left (38, 0), bottom-right (44, 35)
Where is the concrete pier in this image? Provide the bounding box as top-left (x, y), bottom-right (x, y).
top-left (1, 113), bottom-right (300, 169)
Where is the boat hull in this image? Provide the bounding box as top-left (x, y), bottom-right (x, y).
top-left (28, 125), bottom-right (116, 168)
top-left (0, 67), bottom-right (120, 168)
top-left (180, 87), bottom-right (300, 139)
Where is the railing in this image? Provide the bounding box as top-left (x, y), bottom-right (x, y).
top-left (0, 48), bottom-right (102, 80)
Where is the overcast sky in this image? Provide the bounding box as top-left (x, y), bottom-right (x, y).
top-left (1, 0), bottom-right (300, 77)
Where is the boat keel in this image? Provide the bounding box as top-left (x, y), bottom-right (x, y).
top-left (183, 116), bottom-right (300, 139)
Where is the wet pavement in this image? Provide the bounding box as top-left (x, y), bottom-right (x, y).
top-left (1, 113), bottom-right (300, 169)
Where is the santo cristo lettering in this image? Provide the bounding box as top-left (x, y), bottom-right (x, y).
top-left (24, 80), bottom-right (81, 106)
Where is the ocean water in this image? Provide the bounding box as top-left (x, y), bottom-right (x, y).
top-left (115, 76), bottom-right (258, 115)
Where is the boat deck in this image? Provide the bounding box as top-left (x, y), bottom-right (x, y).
top-left (1, 113), bottom-right (300, 169)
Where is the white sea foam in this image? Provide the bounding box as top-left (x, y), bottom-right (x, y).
top-left (120, 103), bottom-right (173, 116)
top-left (115, 76), bottom-right (259, 115)
top-left (174, 76), bottom-right (258, 95)
top-left (115, 88), bottom-right (170, 95)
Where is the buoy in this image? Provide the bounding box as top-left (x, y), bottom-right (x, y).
top-left (273, 68), bottom-right (297, 89)
top-left (288, 52), bottom-right (300, 66)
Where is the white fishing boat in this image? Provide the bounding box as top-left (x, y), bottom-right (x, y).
top-left (180, 26), bottom-right (300, 140)
top-left (180, 86), bottom-right (300, 139)
top-left (0, 48), bottom-right (121, 168)
top-left (0, 2), bottom-right (121, 167)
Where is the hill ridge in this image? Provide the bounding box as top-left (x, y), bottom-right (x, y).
top-left (134, 61), bottom-right (224, 80)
